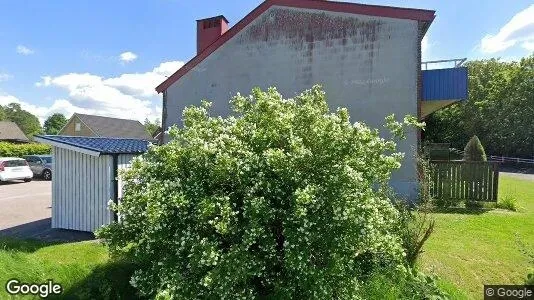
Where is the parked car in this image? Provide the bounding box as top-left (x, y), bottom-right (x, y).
top-left (0, 157), bottom-right (33, 182)
top-left (24, 155), bottom-right (53, 180)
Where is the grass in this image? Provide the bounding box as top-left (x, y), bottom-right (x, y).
top-left (0, 239), bottom-right (138, 299)
top-left (1, 174), bottom-right (532, 299)
top-left (421, 174), bottom-right (534, 299)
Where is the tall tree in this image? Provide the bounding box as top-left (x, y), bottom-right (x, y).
top-left (425, 54), bottom-right (534, 158)
top-left (143, 118), bottom-right (161, 137)
top-left (43, 113), bottom-right (68, 135)
top-left (0, 106), bottom-right (6, 121)
top-left (3, 103), bottom-right (42, 137)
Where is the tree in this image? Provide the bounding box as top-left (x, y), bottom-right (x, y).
top-left (425, 54), bottom-right (534, 158)
top-left (98, 86), bottom-right (421, 299)
top-left (464, 135), bottom-right (487, 161)
top-left (2, 103), bottom-right (42, 137)
top-left (143, 118), bottom-right (160, 137)
top-left (0, 106), bottom-right (6, 121)
top-left (43, 113), bottom-right (68, 135)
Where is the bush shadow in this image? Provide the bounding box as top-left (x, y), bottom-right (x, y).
top-left (431, 206), bottom-right (492, 215)
top-left (55, 259), bottom-right (142, 300)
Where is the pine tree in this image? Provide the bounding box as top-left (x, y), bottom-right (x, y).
top-left (463, 135), bottom-right (487, 161)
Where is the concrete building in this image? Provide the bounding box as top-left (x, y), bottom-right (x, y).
top-left (156, 0), bottom-right (467, 199)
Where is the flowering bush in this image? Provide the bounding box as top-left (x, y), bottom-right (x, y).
top-left (98, 86), bottom-right (421, 299)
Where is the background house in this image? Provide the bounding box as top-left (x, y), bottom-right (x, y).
top-left (156, 0), bottom-right (468, 199)
top-left (60, 113), bottom-right (153, 141)
top-left (0, 121), bottom-right (29, 143)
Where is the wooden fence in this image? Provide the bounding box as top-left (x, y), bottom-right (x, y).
top-left (429, 161), bottom-right (499, 202)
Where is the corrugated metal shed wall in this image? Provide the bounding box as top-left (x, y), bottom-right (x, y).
top-left (52, 147), bottom-right (113, 232)
top-left (51, 148), bottom-right (139, 232)
top-left (117, 154), bottom-right (136, 199)
top-left (422, 67), bottom-right (468, 101)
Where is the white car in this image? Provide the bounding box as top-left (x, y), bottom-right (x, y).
top-left (0, 157), bottom-right (33, 182)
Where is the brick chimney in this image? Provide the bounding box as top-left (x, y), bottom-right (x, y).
top-left (197, 15), bottom-right (229, 54)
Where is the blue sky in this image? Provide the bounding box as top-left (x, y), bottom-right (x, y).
top-left (0, 0), bottom-right (533, 123)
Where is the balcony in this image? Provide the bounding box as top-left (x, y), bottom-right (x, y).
top-left (421, 58), bottom-right (468, 118)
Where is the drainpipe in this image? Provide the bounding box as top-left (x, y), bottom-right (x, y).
top-left (112, 154), bottom-right (119, 222)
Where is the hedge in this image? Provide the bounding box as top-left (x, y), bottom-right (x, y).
top-left (0, 142), bottom-right (51, 157)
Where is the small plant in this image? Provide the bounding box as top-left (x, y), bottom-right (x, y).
top-left (393, 154), bottom-right (436, 268)
top-left (496, 195), bottom-right (518, 211)
top-left (465, 200), bottom-right (483, 209)
top-left (463, 135), bottom-right (487, 161)
top-left (360, 268), bottom-right (449, 299)
top-left (394, 199), bottom-right (435, 267)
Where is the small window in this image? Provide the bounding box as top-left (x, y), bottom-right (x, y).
top-left (25, 156), bottom-right (38, 163)
top-left (75, 122), bottom-right (81, 132)
top-left (4, 160), bottom-right (27, 167)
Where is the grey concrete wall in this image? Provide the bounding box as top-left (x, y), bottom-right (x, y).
top-left (165, 6), bottom-right (420, 199)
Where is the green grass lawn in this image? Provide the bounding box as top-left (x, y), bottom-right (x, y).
top-left (1, 174), bottom-right (532, 299)
top-left (421, 174), bottom-right (534, 299)
top-left (0, 239), bottom-right (137, 299)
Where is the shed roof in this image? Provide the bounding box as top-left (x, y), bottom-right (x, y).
top-left (155, 0), bottom-right (435, 93)
top-left (69, 113), bottom-right (152, 140)
top-left (0, 121), bottom-right (29, 142)
top-left (34, 135), bottom-right (150, 157)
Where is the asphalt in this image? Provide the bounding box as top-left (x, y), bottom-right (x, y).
top-left (500, 172), bottom-right (534, 181)
top-left (0, 180), bottom-right (94, 242)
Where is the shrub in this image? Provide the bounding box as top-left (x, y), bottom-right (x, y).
top-left (463, 135), bottom-right (487, 161)
top-left (98, 86), bottom-right (423, 299)
top-left (496, 195), bottom-right (518, 211)
top-left (465, 200), bottom-right (484, 209)
top-left (0, 142), bottom-right (51, 157)
top-left (360, 268), bottom-right (449, 299)
top-left (394, 199), bottom-right (435, 268)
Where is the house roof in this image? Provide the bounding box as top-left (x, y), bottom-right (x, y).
top-left (34, 135), bottom-right (150, 157)
top-left (72, 113), bottom-right (152, 140)
top-left (156, 0), bottom-right (435, 93)
top-left (0, 121), bottom-right (29, 142)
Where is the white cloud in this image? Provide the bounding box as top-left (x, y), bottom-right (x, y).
top-left (421, 35), bottom-right (430, 61)
top-left (32, 60), bottom-right (184, 123)
top-left (480, 4), bottom-right (534, 53)
top-left (16, 45), bottom-right (34, 55)
top-left (522, 41), bottom-right (534, 51)
top-left (0, 73), bottom-right (12, 82)
top-left (0, 94), bottom-right (88, 124)
top-left (119, 51), bottom-right (138, 63)
top-left (104, 61), bottom-right (184, 97)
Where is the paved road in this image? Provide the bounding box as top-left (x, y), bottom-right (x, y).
top-left (0, 180), bottom-right (93, 241)
top-left (501, 172), bottom-right (534, 181)
top-left (0, 180), bottom-right (51, 230)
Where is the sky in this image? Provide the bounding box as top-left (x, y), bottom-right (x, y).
top-left (0, 0), bottom-right (533, 124)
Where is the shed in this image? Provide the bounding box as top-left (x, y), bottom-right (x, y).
top-left (34, 135), bottom-right (150, 232)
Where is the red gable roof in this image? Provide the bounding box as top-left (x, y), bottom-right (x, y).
top-left (156, 0), bottom-right (435, 93)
